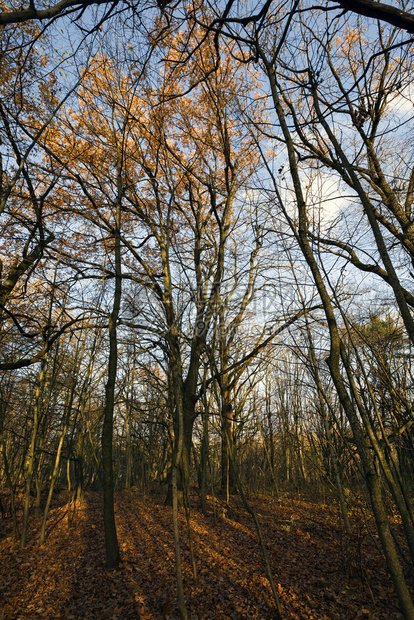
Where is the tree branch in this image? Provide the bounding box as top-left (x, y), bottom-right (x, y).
top-left (333, 0), bottom-right (414, 34)
top-left (0, 0), bottom-right (113, 25)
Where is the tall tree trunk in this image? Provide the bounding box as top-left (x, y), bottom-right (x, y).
top-left (0, 382), bottom-right (19, 539)
top-left (125, 406), bottom-right (132, 501)
top-left (20, 354), bottom-right (48, 548)
top-left (39, 373), bottom-right (76, 544)
top-left (342, 346), bottom-right (414, 562)
top-left (260, 50), bottom-right (414, 618)
top-left (222, 405), bottom-right (284, 620)
top-left (265, 377), bottom-right (276, 491)
top-left (39, 418), bottom-right (68, 544)
top-left (1, 437), bottom-right (19, 539)
top-left (170, 347), bottom-right (189, 620)
top-left (252, 389), bottom-right (279, 497)
top-left (200, 382), bottom-right (210, 515)
top-left (101, 148), bottom-right (123, 569)
top-left (221, 387), bottom-right (235, 499)
top-left (302, 320), bottom-right (352, 534)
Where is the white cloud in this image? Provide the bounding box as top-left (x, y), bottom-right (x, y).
top-left (388, 84), bottom-right (414, 119)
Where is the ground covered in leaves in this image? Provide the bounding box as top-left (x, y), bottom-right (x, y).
top-left (0, 487), bottom-right (410, 619)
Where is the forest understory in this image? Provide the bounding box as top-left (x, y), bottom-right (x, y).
top-left (0, 487), bottom-right (409, 620)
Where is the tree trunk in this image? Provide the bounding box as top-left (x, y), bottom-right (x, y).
top-left (200, 401), bottom-right (209, 515)
top-left (101, 150), bottom-right (123, 569)
top-left (260, 51), bottom-right (414, 618)
top-left (221, 384), bottom-right (237, 497)
top-left (170, 347), bottom-right (189, 619)
top-left (303, 323), bottom-right (352, 534)
top-left (21, 355), bottom-right (48, 548)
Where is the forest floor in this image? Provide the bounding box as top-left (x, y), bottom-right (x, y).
top-left (0, 486), bottom-right (410, 619)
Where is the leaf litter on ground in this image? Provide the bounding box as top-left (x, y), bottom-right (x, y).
top-left (0, 486), bottom-right (409, 619)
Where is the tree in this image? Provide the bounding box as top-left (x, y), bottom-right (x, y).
top-left (242, 9), bottom-right (414, 616)
top-left (0, 16), bottom-right (91, 372)
top-left (42, 54), bottom-right (141, 567)
top-left (1, 0), bottom-right (414, 35)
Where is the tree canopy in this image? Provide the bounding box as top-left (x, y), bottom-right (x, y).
top-left (1, 2), bottom-right (414, 618)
